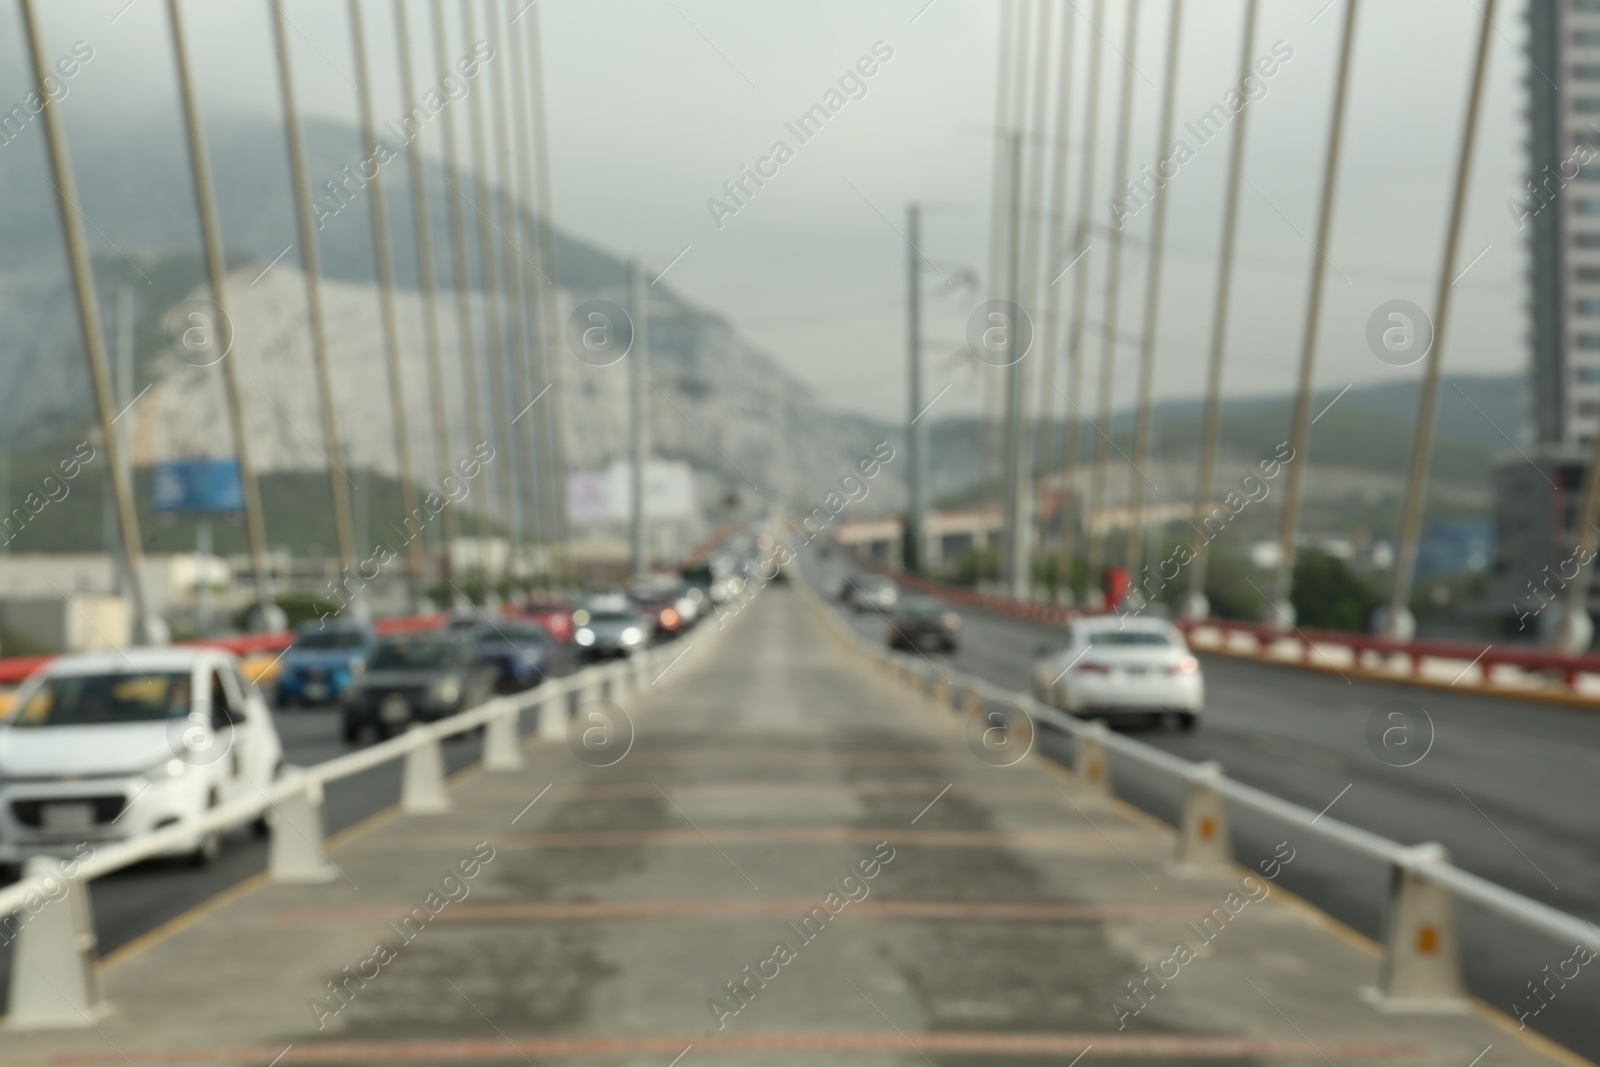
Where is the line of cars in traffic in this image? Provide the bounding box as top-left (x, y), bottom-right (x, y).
top-left (0, 578), bottom-right (711, 875)
top-left (834, 569), bottom-right (1203, 731)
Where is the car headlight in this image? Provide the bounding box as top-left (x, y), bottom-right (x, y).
top-left (432, 676), bottom-right (462, 703)
top-left (575, 628), bottom-right (595, 646)
top-left (621, 627), bottom-right (643, 645)
top-left (1167, 655), bottom-right (1200, 676)
top-left (349, 657), bottom-right (366, 675)
top-left (144, 757), bottom-right (189, 781)
top-left (943, 613), bottom-right (961, 630)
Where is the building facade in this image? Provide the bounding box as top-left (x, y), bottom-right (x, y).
top-left (1491, 1), bottom-right (1600, 623)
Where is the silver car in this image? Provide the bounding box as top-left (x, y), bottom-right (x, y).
top-left (573, 605), bottom-right (651, 659)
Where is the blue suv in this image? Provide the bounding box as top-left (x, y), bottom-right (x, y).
top-left (274, 623), bottom-right (374, 707)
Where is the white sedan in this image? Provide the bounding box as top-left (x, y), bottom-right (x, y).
top-left (0, 647), bottom-right (284, 869)
top-left (1031, 617), bottom-right (1203, 730)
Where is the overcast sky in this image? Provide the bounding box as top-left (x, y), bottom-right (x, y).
top-left (1, 0), bottom-right (1531, 427)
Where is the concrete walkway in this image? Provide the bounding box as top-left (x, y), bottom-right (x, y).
top-left (4, 587), bottom-right (1585, 1066)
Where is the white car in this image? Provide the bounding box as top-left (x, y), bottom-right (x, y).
top-left (1031, 617), bottom-right (1203, 730)
top-left (846, 575), bottom-right (900, 614)
top-left (0, 647), bottom-right (284, 869)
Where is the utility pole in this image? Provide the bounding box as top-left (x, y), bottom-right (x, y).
top-left (629, 259), bottom-right (649, 576)
top-left (1000, 133), bottom-right (1030, 598)
top-left (1125, 0), bottom-right (1184, 582)
top-left (506, 0), bottom-right (552, 579)
top-left (487, 0), bottom-right (540, 588)
top-left (1382, 0), bottom-right (1498, 642)
top-left (1054, 0), bottom-right (1107, 602)
top-left (349, 0), bottom-right (426, 612)
top-left (525, 3), bottom-right (569, 582)
top-left (1032, 3), bottom-right (1078, 583)
top-left (1268, 0), bottom-right (1361, 629)
top-left (394, 0), bottom-right (460, 575)
top-left (1084, 0), bottom-right (1142, 603)
top-left (907, 203), bottom-right (927, 574)
top-left (268, 0), bottom-right (360, 599)
top-left (462, 0), bottom-right (518, 596)
top-left (165, 0), bottom-right (277, 630)
top-left (1184, 0), bottom-right (1260, 621)
top-left (433, 0), bottom-right (487, 599)
top-left (111, 283), bottom-right (135, 603)
top-left (986, 0), bottom-right (1031, 538)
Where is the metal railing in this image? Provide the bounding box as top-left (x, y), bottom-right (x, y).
top-left (0, 635), bottom-right (717, 1030)
top-left (800, 578), bottom-right (1600, 1013)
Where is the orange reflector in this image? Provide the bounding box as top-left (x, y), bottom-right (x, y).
top-left (1198, 816), bottom-right (1215, 841)
top-left (1416, 926), bottom-right (1439, 955)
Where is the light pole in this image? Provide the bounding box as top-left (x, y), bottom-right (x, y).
top-left (907, 203), bottom-right (927, 574)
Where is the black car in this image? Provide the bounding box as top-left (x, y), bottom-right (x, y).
top-left (340, 632), bottom-right (498, 742)
top-left (887, 596), bottom-right (961, 652)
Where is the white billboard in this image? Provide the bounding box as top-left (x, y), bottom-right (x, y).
top-left (566, 461), bottom-right (696, 523)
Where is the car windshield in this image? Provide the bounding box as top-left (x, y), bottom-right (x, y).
top-left (293, 630), bottom-right (365, 650)
top-left (899, 599), bottom-right (946, 617)
top-left (369, 639), bottom-right (461, 670)
top-left (7, 671), bottom-right (193, 727)
top-left (1085, 631), bottom-right (1174, 647)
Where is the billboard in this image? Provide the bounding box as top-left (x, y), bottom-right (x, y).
top-left (152, 459), bottom-right (244, 515)
top-left (566, 461), bottom-right (696, 523)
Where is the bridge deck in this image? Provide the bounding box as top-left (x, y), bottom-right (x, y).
top-left (6, 587), bottom-right (1571, 1066)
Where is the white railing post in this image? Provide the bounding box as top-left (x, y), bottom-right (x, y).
top-left (1372, 843), bottom-right (1467, 1011)
top-left (483, 699), bottom-right (524, 771)
top-left (1074, 721), bottom-right (1112, 797)
top-left (401, 724), bottom-right (451, 814)
top-left (539, 682), bottom-right (567, 741)
top-left (1172, 761), bottom-right (1231, 872)
top-left (5, 860), bottom-right (104, 1029)
top-left (269, 773), bottom-right (337, 884)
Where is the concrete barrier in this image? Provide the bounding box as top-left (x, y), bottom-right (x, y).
top-left (1173, 761), bottom-right (1231, 872)
top-left (268, 773), bottom-right (337, 884)
top-left (400, 725), bottom-right (451, 814)
top-left (4, 857), bottom-right (104, 1029)
top-left (1073, 721), bottom-right (1112, 797)
top-left (483, 699), bottom-right (524, 771)
top-left (1372, 843), bottom-right (1468, 1012)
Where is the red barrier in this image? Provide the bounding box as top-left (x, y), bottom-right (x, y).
top-left (0, 613), bottom-right (449, 688)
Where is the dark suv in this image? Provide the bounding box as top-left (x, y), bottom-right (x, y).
top-left (340, 632), bottom-right (497, 742)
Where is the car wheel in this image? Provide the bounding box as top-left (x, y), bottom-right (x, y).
top-left (341, 716), bottom-right (361, 744)
top-left (189, 792), bottom-right (222, 866)
top-left (1179, 713), bottom-right (1198, 732)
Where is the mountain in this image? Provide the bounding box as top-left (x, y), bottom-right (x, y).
top-left (0, 116), bottom-right (899, 528)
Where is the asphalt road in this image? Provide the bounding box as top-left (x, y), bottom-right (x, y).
top-left (0, 640), bottom-right (599, 1008)
top-left (806, 549), bottom-right (1600, 1061)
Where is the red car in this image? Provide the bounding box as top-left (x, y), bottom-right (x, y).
top-left (517, 595), bottom-right (573, 644)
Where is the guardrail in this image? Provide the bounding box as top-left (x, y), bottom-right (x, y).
top-left (0, 634), bottom-right (719, 1030)
top-left (800, 578), bottom-right (1600, 1014)
top-left (840, 552), bottom-right (1600, 705)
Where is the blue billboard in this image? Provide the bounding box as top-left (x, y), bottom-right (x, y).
top-left (152, 460), bottom-right (244, 515)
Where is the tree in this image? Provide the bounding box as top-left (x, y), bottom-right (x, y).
top-left (1291, 549), bottom-right (1380, 632)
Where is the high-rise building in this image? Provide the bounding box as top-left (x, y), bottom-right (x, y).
top-left (1490, 0), bottom-right (1600, 626)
